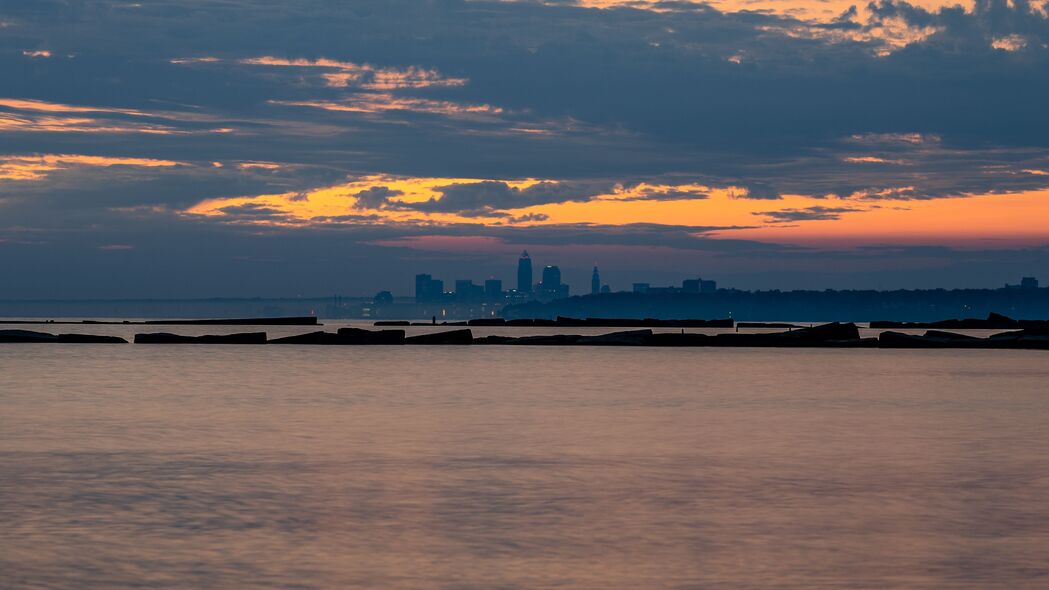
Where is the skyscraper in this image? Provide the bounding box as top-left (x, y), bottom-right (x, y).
top-left (591, 266), bottom-right (600, 295)
top-left (540, 265), bottom-right (569, 299)
top-left (541, 265), bottom-right (561, 290)
top-left (484, 279), bottom-right (503, 302)
top-left (415, 273), bottom-right (443, 302)
top-left (517, 251), bottom-right (532, 293)
top-left (415, 273), bottom-right (432, 302)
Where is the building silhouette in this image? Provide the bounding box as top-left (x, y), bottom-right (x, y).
top-left (542, 265), bottom-right (561, 290)
top-left (539, 265), bottom-right (569, 299)
top-left (517, 251), bottom-right (533, 293)
top-left (455, 279), bottom-right (485, 303)
top-left (683, 278), bottom-right (718, 294)
top-left (484, 279), bottom-right (503, 302)
top-left (414, 273), bottom-right (444, 302)
top-left (1006, 276), bottom-right (1040, 290)
top-left (592, 266), bottom-right (600, 295)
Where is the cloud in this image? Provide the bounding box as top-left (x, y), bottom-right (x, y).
top-left (610, 185), bottom-right (711, 201)
top-left (352, 186), bottom-right (404, 210)
top-left (271, 95), bottom-right (504, 119)
top-left (0, 154), bottom-right (181, 181)
top-left (0, 98), bottom-right (236, 135)
top-left (508, 212), bottom-right (550, 223)
top-left (214, 203), bottom-right (294, 222)
top-left (1, 0), bottom-right (1048, 296)
top-left (404, 180), bottom-right (614, 215)
top-left (756, 205), bottom-right (864, 222)
top-left (235, 56), bottom-right (468, 89)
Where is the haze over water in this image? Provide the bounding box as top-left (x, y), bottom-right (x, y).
top-left (3, 339), bottom-right (1049, 589)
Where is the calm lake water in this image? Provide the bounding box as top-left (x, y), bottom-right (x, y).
top-left (2, 323), bottom-right (1049, 589)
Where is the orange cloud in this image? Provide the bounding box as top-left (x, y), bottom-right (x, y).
top-left (0, 98), bottom-right (147, 116)
top-left (843, 156), bottom-right (908, 165)
top-left (271, 94), bottom-right (503, 118)
top-left (714, 190), bottom-right (1049, 247)
top-left (571, 0), bottom-right (970, 22)
top-left (237, 162), bottom-right (282, 170)
top-left (0, 112), bottom-right (179, 135)
top-left (0, 98), bottom-right (235, 135)
top-left (183, 174), bottom-right (1049, 248)
top-left (237, 56), bottom-right (468, 89)
top-left (0, 154), bottom-right (181, 181)
top-left (992, 34), bottom-right (1027, 51)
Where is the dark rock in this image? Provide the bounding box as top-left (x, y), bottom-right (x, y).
top-left (505, 319), bottom-right (535, 326)
top-left (577, 329), bottom-right (653, 346)
top-left (0, 330), bottom-right (125, 343)
top-left (468, 318), bottom-right (506, 326)
top-left (404, 329), bottom-right (473, 345)
top-left (788, 322), bottom-right (861, 342)
top-left (504, 334), bottom-right (583, 345)
top-left (644, 332), bottom-right (712, 346)
top-left (56, 334), bottom-right (127, 344)
top-left (374, 321), bottom-right (410, 326)
top-left (923, 330), bottom-right (980, 340)
top-left (878, 331), bottom-right (961, 348)
top-left (710, 322), bottom-right (864, 347)
top-left (268, 331), bottom-right (342, 345)
top-left (472, 335), bottom-right (516, 344)
top-left (555, 316), bottom-right (588, 327)
top-left (875, 328), bottom-right (1049, 349)
top-left (1015, 334), bottom-right (1049, 349)
top-left (135, 332), bottom-right (267, 344)
top-left (871, 313), bottom-right (1022, 330)
top-left (988, 329), bottom-right (1049, 349)
top-left (0, 329), bottom-right (58, 343)
top-left (268, 329), bottom-right (405, 345)
top-left (336, 328), bottom-right (405, 344)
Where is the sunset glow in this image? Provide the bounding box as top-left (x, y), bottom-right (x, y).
top-left (1, 0), bottom-right (1047, 293)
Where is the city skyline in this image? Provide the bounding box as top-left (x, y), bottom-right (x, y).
top-left (410, 249), bottom-right (730, 304)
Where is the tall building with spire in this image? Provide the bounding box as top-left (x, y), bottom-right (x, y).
top-left (591, 266), bottom-right (600, 295)
top-left (517, 251), bottom-right (532, 293)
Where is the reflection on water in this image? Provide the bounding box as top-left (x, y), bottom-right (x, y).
top-left (2, 345), bottom-right (1048, 589)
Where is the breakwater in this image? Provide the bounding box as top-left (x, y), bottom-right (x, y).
top-left (3, 323), bottom-right (1047, 349)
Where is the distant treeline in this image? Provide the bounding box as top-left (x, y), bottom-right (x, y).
top-left (501, 288), bottom-right (1049, 322)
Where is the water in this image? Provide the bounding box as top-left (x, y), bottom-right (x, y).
top-left (2, 333), bottom-right (1049, 588)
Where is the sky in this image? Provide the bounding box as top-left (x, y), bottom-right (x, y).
top-left (1, 0), bottom-right (1048, 298)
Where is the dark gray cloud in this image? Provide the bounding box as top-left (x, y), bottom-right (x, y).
top-left (756, 206), bottom-right (864, 222)
top-left (351, 186), bottom-right (403, 210)
top-left (402, 180), bottom-right (614, 215)
top-left (1, 0), bottom-right (1047, 295)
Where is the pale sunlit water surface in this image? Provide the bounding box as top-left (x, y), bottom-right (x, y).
top-left (2, 344), bottom-right (1049, 589)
